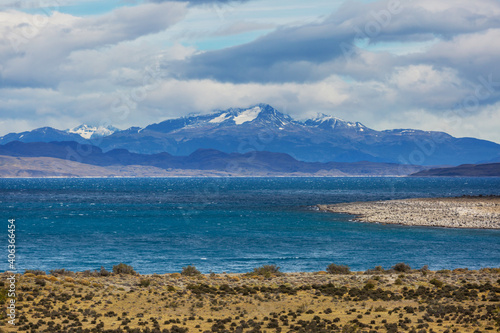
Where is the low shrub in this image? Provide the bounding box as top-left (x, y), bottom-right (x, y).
top-left (0, 287), bottom-right (8, 304)
top-left (49, 269), bottom-right (74, 276)
top-left (364, 280), bottom-right (376, 290)
top-left (327, 263), bottom-right (350, 275)
top-left (420, 265), bottom-right (429, 276)
top-left (139, 279), bottom-right (151, 287)
top-left (429, 278), bottom-right (443, 288)
top-left (35, 278), bottom-right (46, 287)
top-left (98, 266), bottom-right (111, 276)
top-left (112, 263), bottom-right (136, 275)
top-left (25, 269), bottom-right (46, 275)
top-left (437, 269), bottom-right (451, 275)
top-left (248, 265), bottom-right (282, 277)
top-left (392, 263), bottom-right (411, 273)
top-left (342, 323), bottom-right (360, 333)
top-left (181, 265), bottom-right (201, 276)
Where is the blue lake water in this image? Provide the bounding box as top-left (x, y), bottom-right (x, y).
top-left (1, 177), bottom-right (499, 274)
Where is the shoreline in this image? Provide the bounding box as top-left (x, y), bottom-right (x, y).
top-left (318, 196), bottom-right (500, 229)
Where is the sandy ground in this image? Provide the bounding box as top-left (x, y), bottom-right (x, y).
top-left (318, 196), bottom-right (500, 229)
top-left (1, 268), bottom-right (499, 332)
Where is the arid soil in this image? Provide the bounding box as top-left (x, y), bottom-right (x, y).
top-left (318, 196), bottom-right (500, 229)
top-left (1, 268), bottom-right (499, 332)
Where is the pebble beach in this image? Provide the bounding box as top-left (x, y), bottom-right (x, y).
top-left (318, 196), bottom-right (500, 229)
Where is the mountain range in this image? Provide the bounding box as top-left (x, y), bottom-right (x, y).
top-left (0, 141), bottom-right (428, 177)
top-left (410, 163), bottom-right (500, 177)
top-left (2, 104), bottom-right (500, 166)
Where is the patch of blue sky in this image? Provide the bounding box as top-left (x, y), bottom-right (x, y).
top-left (225, 0), bottom-right (342, 24)
top-left (191, 30), bottom-right (273, 51)
top-left (7, 0), bottom-right (124, 15)
top-left (53, 0), bottom-right (141, 16)
top-left (164, 0), bottom-right (345, 52)
top-left (354, 39), bottom-right (439, 55)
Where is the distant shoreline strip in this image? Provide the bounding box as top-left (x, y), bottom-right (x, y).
top-left (317, 196), bottom-right (500, 229)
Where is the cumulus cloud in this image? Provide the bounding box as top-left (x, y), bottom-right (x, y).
top-left (169, 0), bottom-right (500, 84)
top-left (0, 2), bottom-right (188, 88)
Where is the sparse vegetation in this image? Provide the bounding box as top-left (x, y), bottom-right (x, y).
top-left (364, 280), bottom-right (376, 290)
top-left (139, 279), bottom-right (151, 287)
top-left (49, 268), bottom-right (74, 276)
top-left (24, 269), bottom-right (46, 275)
top-left (98, 266), bottom-right (111, 276)
top-left (181, 265), bottom-right (201, 276)
top-left (247, 265), bottom-right (282, 277)
top-left (429, 278), bottom-right (443, 288)
top-left (392, 262), bottom-right (411, 273)
top-left (112, 263), bottom-right (136, 275)
top-left (327, 263), bottom-right (351, 275)
top-left (7, 265), bottom-right (500, 333)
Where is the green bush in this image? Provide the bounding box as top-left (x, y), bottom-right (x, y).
top-left (139, 279), bottom-right (151, 287)
top-left (49, 269), bottom-right (74, 276)
top-left (364, 280), bottom-right (376, 290)
top-left (394, 278), bottom-right (403, 285)
top-left (392, 262), bottom-right (411, 273)
top-left (25, 269), bottom-right (46, 275)
top-left (326, 263), bottom-right (350, 275)
top-left (342, 323), bottom-right (360, 333)
top-left (0, 287), bottom-right (7, 305)
top-left (248, 265), bottom-right (282, 277)
top-left (181, 265), bottom-right (201, 276)
top-left (112, 263), bottom-right (136, 275)
top-left (35, 278), bottom-right (46, 287)
top-left (429, 278), bottom-right (443, 288)
top-left (420, 265), bottom-right (429, 276)
top-left (437, 269), bottom-right (451, 275)
top-left (365, 265), bottom-right (386, 274)
top-left (98, 266), bottom-right (111, 276)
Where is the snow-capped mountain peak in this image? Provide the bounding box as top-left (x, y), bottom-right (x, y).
top-left (67, 124), bottom-right (119, 139)
top-left (233, 106), bottom-right (262, 125)
top-left (202, 104), bottom-right (292, 127)
top-left (208, 113), bottom-right (231, 124)
top-left (304, 113), bottom-right (367, 131)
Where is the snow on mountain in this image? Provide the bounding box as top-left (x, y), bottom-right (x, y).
top-left (209, 113), bottom-right (231, 124)
top-left (2, 104), bottom-right (500, 166)
top-left (148, 104), bottom-right (295, 133)
top-left (67, 124), bottom-right (119, 139)
top-left (304, 113), bottom-right (367, 131)
top-left (233, 106), bottom-right (262, 125)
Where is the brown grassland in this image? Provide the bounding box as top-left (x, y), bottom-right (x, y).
top-left (1, 265), bottom-right (499, 333)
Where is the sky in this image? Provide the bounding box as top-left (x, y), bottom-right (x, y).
top-left (0, 0), bottom-right (500, 143)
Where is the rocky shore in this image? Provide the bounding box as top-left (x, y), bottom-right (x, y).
top-left (318, 196), bottom-right (500, 229)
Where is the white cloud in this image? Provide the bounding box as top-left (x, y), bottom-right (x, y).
top-left (0, 2), bottom-right (188, 87)
top-left (0, 0), bottom-right (500, 145)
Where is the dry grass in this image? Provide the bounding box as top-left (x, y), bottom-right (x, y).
top-left (1, 268), bottom-right (499, 332)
